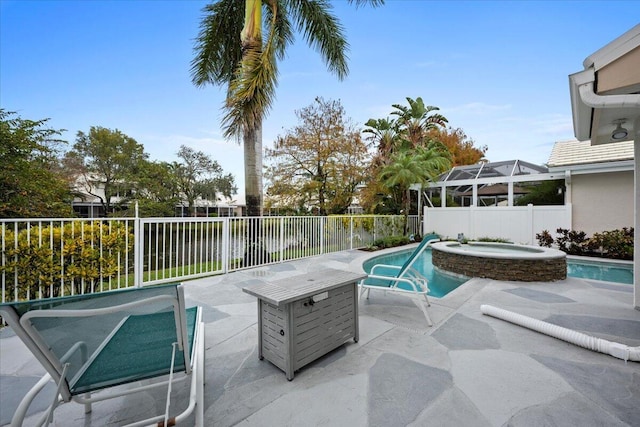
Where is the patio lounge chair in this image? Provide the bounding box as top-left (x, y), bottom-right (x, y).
top-left (0, 283), bottom-right (204, 427)
top-left (359, 233), bottom-right (440, 326)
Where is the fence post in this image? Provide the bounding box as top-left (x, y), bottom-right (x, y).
top-left (320, 217), bottom-right (325, 254)
top-left (528, 203), bottom-right (534, 245)
top-left (222, 218), bottom-right (230, 273)
top-left (350, 216), bottom-right (354, 250)
top-left (373, 216), bottom-right (377, 243)
top-left (279, 217), bottom-right (285, 262)
top-left (134, 203), bottom-right (142, 288)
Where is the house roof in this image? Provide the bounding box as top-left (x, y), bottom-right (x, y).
top-left (547, 139), bottom-right (634, 167)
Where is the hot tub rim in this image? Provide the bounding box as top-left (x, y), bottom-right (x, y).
top-left (431, 241), bottom-right (566, 260)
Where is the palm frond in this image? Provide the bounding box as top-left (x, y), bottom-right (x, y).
top-left (347, 0), bottom-right (385, 9)
top-left (223, 2), bottom-right (282, 139)
top-left (267, 1), bottom-right (295, 60)
top-left (190, 0), bottom-right (245, 87)
top-left (287, 0), bottom-right (349, 79)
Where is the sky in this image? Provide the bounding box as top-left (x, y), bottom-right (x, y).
top-left (2, 0), bottom-right (639, 203)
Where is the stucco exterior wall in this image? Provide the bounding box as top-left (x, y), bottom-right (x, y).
top-left (571, 171), bottom-right (633, 235)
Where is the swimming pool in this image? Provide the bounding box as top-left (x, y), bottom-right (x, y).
top-left (566, 257), bottom-right (633, 284)
top-left (363, 249), bottom-right (634, 297)
top-left (362, 248), bottom-right (467, 298)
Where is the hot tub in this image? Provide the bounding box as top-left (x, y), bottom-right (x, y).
top-left (430, 241), bottom-right (566, 282)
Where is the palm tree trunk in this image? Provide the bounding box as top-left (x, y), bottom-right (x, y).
top-left (243, 120), bottom-right (270, 267)
top-left (241, 0), bottom-right (263, 218)
top-left (244, 121), bottom-right (263, 217)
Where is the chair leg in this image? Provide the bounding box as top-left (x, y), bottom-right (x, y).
top-left (423, 293), bottom-right (431, 307)
top-left (12, 373), bottom-right (54, 427)
top-left (413, 299), bottom-right (433, 327)
top-left (84, 393), bottom-right (92, 414)
top-left (195, 321), bottom-right (205, 427)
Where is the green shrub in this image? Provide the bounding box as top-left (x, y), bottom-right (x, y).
top-left (554, 228), bottom-right (588, 255)
top-left (586, 227), bottom-right (634, 260)
top-left (536, 227), bottom-right (633, 260)
top-left (1, 221), bottom-right (134, 300)
top-left (536, 230), bottom-right (554, 247)
top-left (370, 235), bottom-right (410, 250)
top-left (476, 236), bottom-right (512, 243)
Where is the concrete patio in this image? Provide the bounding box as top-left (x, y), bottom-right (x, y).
top-left (1, 246), bottom-right (639, 426)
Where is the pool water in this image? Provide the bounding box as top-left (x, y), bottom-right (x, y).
top-left (567, 259), bottom-right (633, 284)
top-left (362, 248), bottom-right (467, 298)
top-left (363, 249), bottom-right (634, 298)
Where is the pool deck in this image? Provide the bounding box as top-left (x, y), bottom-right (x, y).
top-left (1, 245), bottom-right (639, 426)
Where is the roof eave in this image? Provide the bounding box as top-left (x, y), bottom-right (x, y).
top-left (583, 24), bottom-right (640, 70)
top-left (548, 159), bottom-right (635, 174)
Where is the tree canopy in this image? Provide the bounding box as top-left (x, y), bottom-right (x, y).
top-left (1, 109), bottom-right (239, 218)
top-left (172, 145), bottom-right (237, 216)
top-left (379, 144), bottom-right (451, 230)
top-left (130, 160), bottom-right (180, 217)
top-left (265, 97), bottom-right (368, 215)
top-left (0, 109), bottom-right (74, 218)
top-left (361, 97), bottom-right (486, 215)
top-left (361, 97), bottom-right (450, 213)
top-left (70, 127), bottom-right (149, 215)
top-left (426, 126), bottom-right (487, 166)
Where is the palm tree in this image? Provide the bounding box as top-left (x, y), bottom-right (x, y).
top-left (363, 117), bottom-right (399, 166)
top-left (379, 144), bottom-right (451, 234)
top-left (391, 97), bottom-right (448, 150)
top-left (191, 0), bottom-right (383, 217)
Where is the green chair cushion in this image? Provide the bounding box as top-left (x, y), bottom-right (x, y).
top-left (71, 306), bottom-right (198, 394)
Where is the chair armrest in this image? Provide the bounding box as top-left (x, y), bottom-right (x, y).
top-left (370, 264), bottom-right (402, 274)
top-left (362, 274), bottom-right (427, 293)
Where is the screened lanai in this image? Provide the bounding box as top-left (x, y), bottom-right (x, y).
top-left (420, 159), bottom-right (566, 208)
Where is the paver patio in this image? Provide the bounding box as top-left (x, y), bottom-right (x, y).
top-left (1, 247), bottom-right (638, 426)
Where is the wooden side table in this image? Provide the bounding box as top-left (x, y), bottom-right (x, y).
top-left (242, 269), bottom-right (366, 380)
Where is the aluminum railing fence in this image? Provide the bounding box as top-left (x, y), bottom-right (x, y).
top-left (1, 215), bottom-right (417, 303)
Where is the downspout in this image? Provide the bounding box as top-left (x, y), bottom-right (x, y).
top-left (481, 305), bottom-right (640, 362)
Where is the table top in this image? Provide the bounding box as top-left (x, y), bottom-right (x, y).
top-left (242, 269), bottom-right (366, 306)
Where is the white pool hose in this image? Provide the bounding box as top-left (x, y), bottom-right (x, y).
top-left (480, 305), bottom-right (640, 362)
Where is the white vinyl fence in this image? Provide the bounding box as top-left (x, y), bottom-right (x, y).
top-left (1, 215), bottom-right (418, 303)
top-left (423, 204), bottom-right (572, 245)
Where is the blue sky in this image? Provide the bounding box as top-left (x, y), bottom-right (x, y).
top-left (2, 1), bottom-right (639, 202)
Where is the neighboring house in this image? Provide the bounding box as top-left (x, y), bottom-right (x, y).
top-left (70, 175), bottom-right (130, 217)
top-left (547, 139), bottom-right (634, 235)
top-left (71, 177), bottom-right (240, 218)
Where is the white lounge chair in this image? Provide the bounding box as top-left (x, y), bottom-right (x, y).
top-left (0, 283), bottom-right (205, 427)
top-left (359, 234), bottom-right (440, 326)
